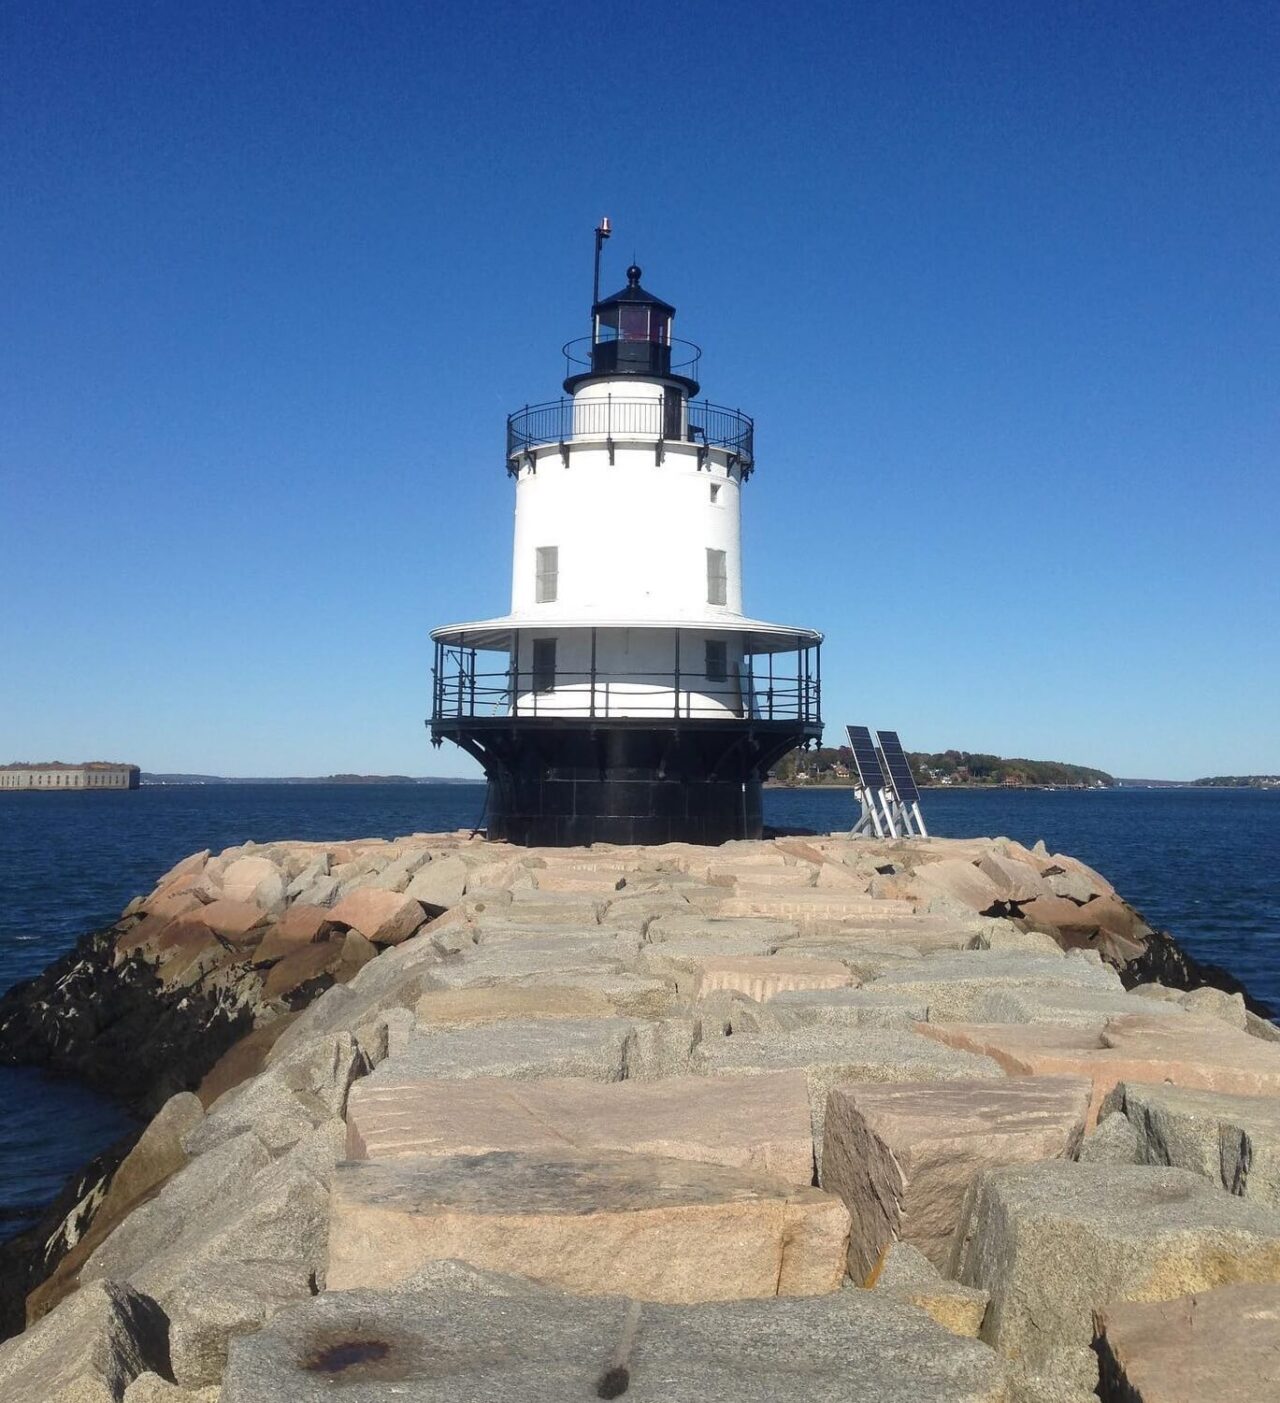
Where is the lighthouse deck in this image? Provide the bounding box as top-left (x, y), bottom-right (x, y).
top-left (507, 395), bottom-right (754, 472)
top-left (430, 624), bottom-right (821, 726)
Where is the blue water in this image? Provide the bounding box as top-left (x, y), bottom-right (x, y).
top-left (0, 783), bottom-right (1276, 1235)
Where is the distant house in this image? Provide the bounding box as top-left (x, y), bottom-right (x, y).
top-left (0, 762), bottom-right (140, 791)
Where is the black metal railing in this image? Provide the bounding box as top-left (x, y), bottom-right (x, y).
top-left (562, 335), bottom-right (702, 385)
top-left (507, 396), bottom-right (754, 467)
top-left (430, 636), bottom-right (820, 726)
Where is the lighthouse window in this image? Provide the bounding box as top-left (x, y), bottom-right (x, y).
top-left (531, 638), bottom-right (556, 694)
top-left (709, 482), bottom-right (722, 504)
top-left (535, 546), bottom-right (558, 603)
top-left (705, 641), bottom-right (728, 682)
top-left (706, 548), bottom-right (727, 606)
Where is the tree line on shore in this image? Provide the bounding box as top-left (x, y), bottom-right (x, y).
top-left (772, 747), bottom-right (1114, 788)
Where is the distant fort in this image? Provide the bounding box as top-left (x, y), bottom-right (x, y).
top-left (0, 762), bottom-right (140, 791)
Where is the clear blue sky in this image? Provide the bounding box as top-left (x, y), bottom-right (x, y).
top-left (2, 1), bottom-right (1276, 780)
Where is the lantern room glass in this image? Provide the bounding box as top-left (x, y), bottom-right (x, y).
top-left (595, 305), bottom-right (671, 346)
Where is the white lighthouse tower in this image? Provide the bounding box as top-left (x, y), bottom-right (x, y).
top-left (430, 230), bottom-right (822, 845)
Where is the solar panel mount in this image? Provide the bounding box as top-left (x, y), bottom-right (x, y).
top-left (845, 725), bottom-right (886, 792)
top-left (875, 729), bottom-right (921, 806)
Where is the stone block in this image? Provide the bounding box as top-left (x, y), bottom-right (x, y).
top-left (1180, 984), bottom-right (1247, 1030)
top-left (912, 859), bottom-right (1005, 914)
top-left (768, 986), bottom-right (931, 1030)
top-left (953, 1161), bottom-right (1280, 1379)
top-left (976, 852), bottom-right (1052, 903)
top-left (156, 849), bottom-right (211, 887)
top-left (253, 905), bottom-right (331, 964)
top-left (124, 1374), bottom-right (220, 1402)
top-left (0, 1280), bottom-right (171, 1403)
top-left (1108, 1081), bottom-right (1280, 1202)
top-left (425, 930), bottom-right (635, 988)
top-left (679, 953), bottom-right (853, 1002)
top-left (140, 890), bottom-right (203, 923)
top-left (921, 1012), bottom-right (1280, 1128)
top-left (285, 854), bottom-right (330, 899)
top-left (22, 1090), bottom-right (209, 1320)
top-left (95, 1121), bottom-right (341, 1388)
top-left (185, 1031), bottom-right (366, 1157)
top-left (869, 949), bottom-right (1122, 1021)
top-left (335, 928), bottom-right (377, 980)
top-left (1094, 1282), bottom-right (1280, 1402)
top-left (1075, 1110), bottom-right (1139, 1165)
top-left (823, 1077), bottom-right (1090, 1280)
top-left (264, 938), bottom-right (440, 1063)
top-left (326, 889), bottom-right (427, 946)
top-left (870, 1241), bottom-right (989, 1337)
top-left (222, 1262), bottom-right (1008, 1402)
top-left (1018, 894), bottom-right (1091, 933)
top-left (261, 937), bottom-right (345, 1002)
top-left (968, 924), bottom-right (1063, 955)
top-left (1039, 853), bottom-right (1114, 898)
top-left (191, 899), bottom-right (270, 942)
top-left (328, 1150), bottom-right (850, 1302)
top-left (968, 985), bottom-right (1184, 1028)
top-left (645, 914), bottom-right (799, 945)
top-left (219, 856), bottom-right (287, 914)
top-left (500, 890), bottom-right (606, 925)
top-left (347, 1070), bottom-right (814, 1183)
top-left (362, 1017), bottom-right (638, 1087)
top-left (694, 1025), bottom-right (1003, 1160)
top-left (1045, 868), bottom-right (1096, 903)
top-left (533, 867), bottom-right (627, 892)
top-left (414, 983), bottom-right (616, 1027)
top-left (706, 862), bottom-right (815, 887)
top-left (292, 874), bottom-right (340, 909)
top-left (84, 1132), bottom-right (271, 1285)
top-left (1248, 1011), bottom-right (1280, 1043)
top-left (713, 890), bottom-right (914, 927)
top-left (403, 855), bottom-right (468, 910)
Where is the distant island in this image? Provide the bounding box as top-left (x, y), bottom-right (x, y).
top-left (140, 773), bottom-right (479, 786)
top-left (771, 747), bottom-right (1113, 789)
top-left (133, 767), bottom-right (1280, 791)
top-left (1191, 775), bottom-right (1280, 789)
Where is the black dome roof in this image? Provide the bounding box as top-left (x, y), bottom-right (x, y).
top-left (592, 263), bottom-right (676, 316)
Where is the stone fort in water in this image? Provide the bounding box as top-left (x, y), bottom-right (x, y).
top-left (0, 762), bottom-right (140, 791)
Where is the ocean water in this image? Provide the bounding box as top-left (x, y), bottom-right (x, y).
top-left (0, 782), bottom-right (1276, 1235)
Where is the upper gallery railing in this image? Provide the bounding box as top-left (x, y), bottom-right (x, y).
top-left (507, 396), bottom-right (754, 469)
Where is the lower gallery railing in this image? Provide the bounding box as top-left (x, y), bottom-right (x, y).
top-left (430, 641), bottom-right (822, 726)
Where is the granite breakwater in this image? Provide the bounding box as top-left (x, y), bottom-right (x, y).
top-left (1, 830), bottom-right (1278, 1400)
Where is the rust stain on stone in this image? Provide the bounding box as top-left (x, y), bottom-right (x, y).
top-left (303, 1336), bottom-right (398, 1377)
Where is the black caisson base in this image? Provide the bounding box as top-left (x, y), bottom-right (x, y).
top-left (432, 717), bottom-right (818, 847)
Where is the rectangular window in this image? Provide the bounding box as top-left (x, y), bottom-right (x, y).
top-left (663, 387), bottom-right (682, 439)
top-left (706, 548), bottom-right (727, 606)
top-left (709, 481), bottom-right (722, 503)
top-left (705, 640), bottom-right (728, 682)
top-left (535, 546), bottom-right (558, 603)
top-left (531, 637), bottom-right (556, 694)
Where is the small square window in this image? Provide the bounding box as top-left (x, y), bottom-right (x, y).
top-left (706, 640), bottom-right (728, 682)
top-left (535, 546), bottom-right (558, 603)
top-left (706, 548), bottom-right (727, 606)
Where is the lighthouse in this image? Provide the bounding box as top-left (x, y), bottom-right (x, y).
top-left (429, 230), bottom-right (823, 845)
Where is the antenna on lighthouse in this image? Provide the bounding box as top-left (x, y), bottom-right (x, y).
top-left (592, 217), bottom-right (612, 320)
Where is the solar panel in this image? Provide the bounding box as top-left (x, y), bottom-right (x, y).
top-left (846, 725), bottom-right (886, 792)
top-left (875, 730), bottom-right (921, 806)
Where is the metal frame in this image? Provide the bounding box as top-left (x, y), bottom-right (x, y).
top-left (846, 724), bottom-right (894, 837)
top-left (431, 633), bottom-right (821, 730)
top-left (507, 395), bottom-right (753, 475)
top-left (875, 729), bottom-right (929, 838)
